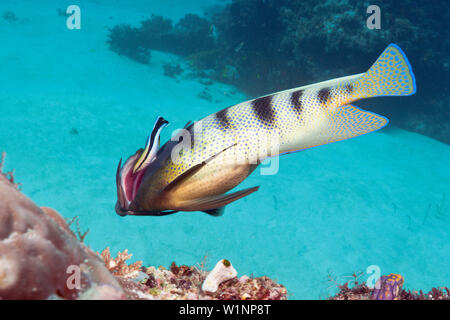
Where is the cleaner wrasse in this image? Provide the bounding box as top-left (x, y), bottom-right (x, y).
top-left (115, 44), bottom-right (416, 217)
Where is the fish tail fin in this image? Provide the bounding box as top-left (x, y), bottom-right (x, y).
top-left (353, 44), bottom-right (416, 99)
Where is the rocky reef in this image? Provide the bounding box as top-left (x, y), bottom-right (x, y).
top-left (107, 0), bottom-right (450, 144)
top-left (0, 154), bottom-right (286, 300)
top-left (0, 155), bottom-right (448, 300)
top-left (0, 154), bottom-right (127, 299)
top-left (329, 272), bottom-right (449, 300)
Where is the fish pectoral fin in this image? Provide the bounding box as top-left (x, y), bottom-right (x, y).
top-left (162, 142), bottom-right (238, 193)
top-left (181, 186), bottom-right (260, 213)
top-left (163, 162), bottom-right (205, 193)
top-left (202, 207), bottom-right (225, 217)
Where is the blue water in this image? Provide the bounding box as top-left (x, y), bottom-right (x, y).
top-left (0, 0), bottom-right (448, 299)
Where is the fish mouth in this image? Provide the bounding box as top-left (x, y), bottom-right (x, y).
top-left (115, 150), bottom-right (147, 216)
top-left (116, 116), bottom-right (170, 216)
top-left (115, 150), bottom-right (179, 217)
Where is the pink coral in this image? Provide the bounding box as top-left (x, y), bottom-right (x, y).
top-left (99, 247), bottom-right (142, 278)
top-left (0, 158), bottom-right (288, 300)
top-left (0, 174), bottom-right (125, 299)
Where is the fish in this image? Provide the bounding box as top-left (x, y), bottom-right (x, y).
top-left (115, 43), bottom-right (416, 217)
top-left (133, 116), bottom-right (168, 174)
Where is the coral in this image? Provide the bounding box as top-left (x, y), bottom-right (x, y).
top-left (172, 14), bottom-right (216, 56)
top-left (66, 216), bottom-right (90, 242)
top-left (329, 272), bottom-right (450, 300)
top-left (163, 62), bottom-right (183, 78)
top-left (99, 247), bottom-right (142, 279)
top-left (138, 15), bottom-right (175, 53)
top-left (0, 152), bottom-right (21, 190)
top-left (371, 273), bottom-right (404, 300)
top-left (0, 174), bottom-right (125, 299)
top-left (202, 259), bottom-right (237, 293)
top-left (215, 275), bottom-right (287, 300)
top-left (107, 24), bottom-right (151, 64)
top-left (398, 287), bottom-right (450, 300)
top-left (115, 261), bottom-right (288, 300)
top-left (77, 284), bottom-right (127, 300)
top-left (0, 159), bottom-right (286, 300)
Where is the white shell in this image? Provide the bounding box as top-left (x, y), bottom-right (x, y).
top-left (202, 259), bottom-right (237, 293)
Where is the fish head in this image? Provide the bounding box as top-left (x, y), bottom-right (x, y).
top-left (115, 149), bottom-right (147, 216)
top-left (115, 116), bottom-right (170, 216)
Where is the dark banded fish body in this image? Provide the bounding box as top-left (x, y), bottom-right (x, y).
top-left (116, 44), bottom-right (416, 217)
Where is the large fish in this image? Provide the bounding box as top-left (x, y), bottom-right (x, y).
top-left (115, 44), bottom-right (416, 217)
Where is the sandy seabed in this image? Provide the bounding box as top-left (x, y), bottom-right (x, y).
top-left (0, 0), bottom-right (448, 299)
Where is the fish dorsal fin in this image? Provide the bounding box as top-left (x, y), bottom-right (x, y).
top-left (183, 120), bottom-right (193, 129)
top-left (134, 116), bottom-right (169, 173)
top-left (181, 186), bottom-right (260, 212)
top-left (202, 207), bottom-right (225, 217)
top-left (162, 142), bottom-right (237, 193)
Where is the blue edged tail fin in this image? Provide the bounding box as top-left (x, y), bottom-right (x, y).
top-left (353, 44), bottom-right (416, 99)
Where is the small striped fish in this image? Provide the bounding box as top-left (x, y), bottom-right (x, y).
top-left (116, 44), bottom-right (416, 217)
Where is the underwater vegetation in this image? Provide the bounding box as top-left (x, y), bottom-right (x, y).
top-left (107, 0), bottom-right (450, 143)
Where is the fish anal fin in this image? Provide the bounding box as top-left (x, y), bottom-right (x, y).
top-left (181, 186), bottom-right (259, 212)
top-left (324, 104), bottom-right (388, 144)
top-left (202, 207), bottom-right (225, 217)
top-left (280, 104), bottom-right (388, 155)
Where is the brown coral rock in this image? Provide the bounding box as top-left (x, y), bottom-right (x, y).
top-left (0, 175), bottom-right (125, 300)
